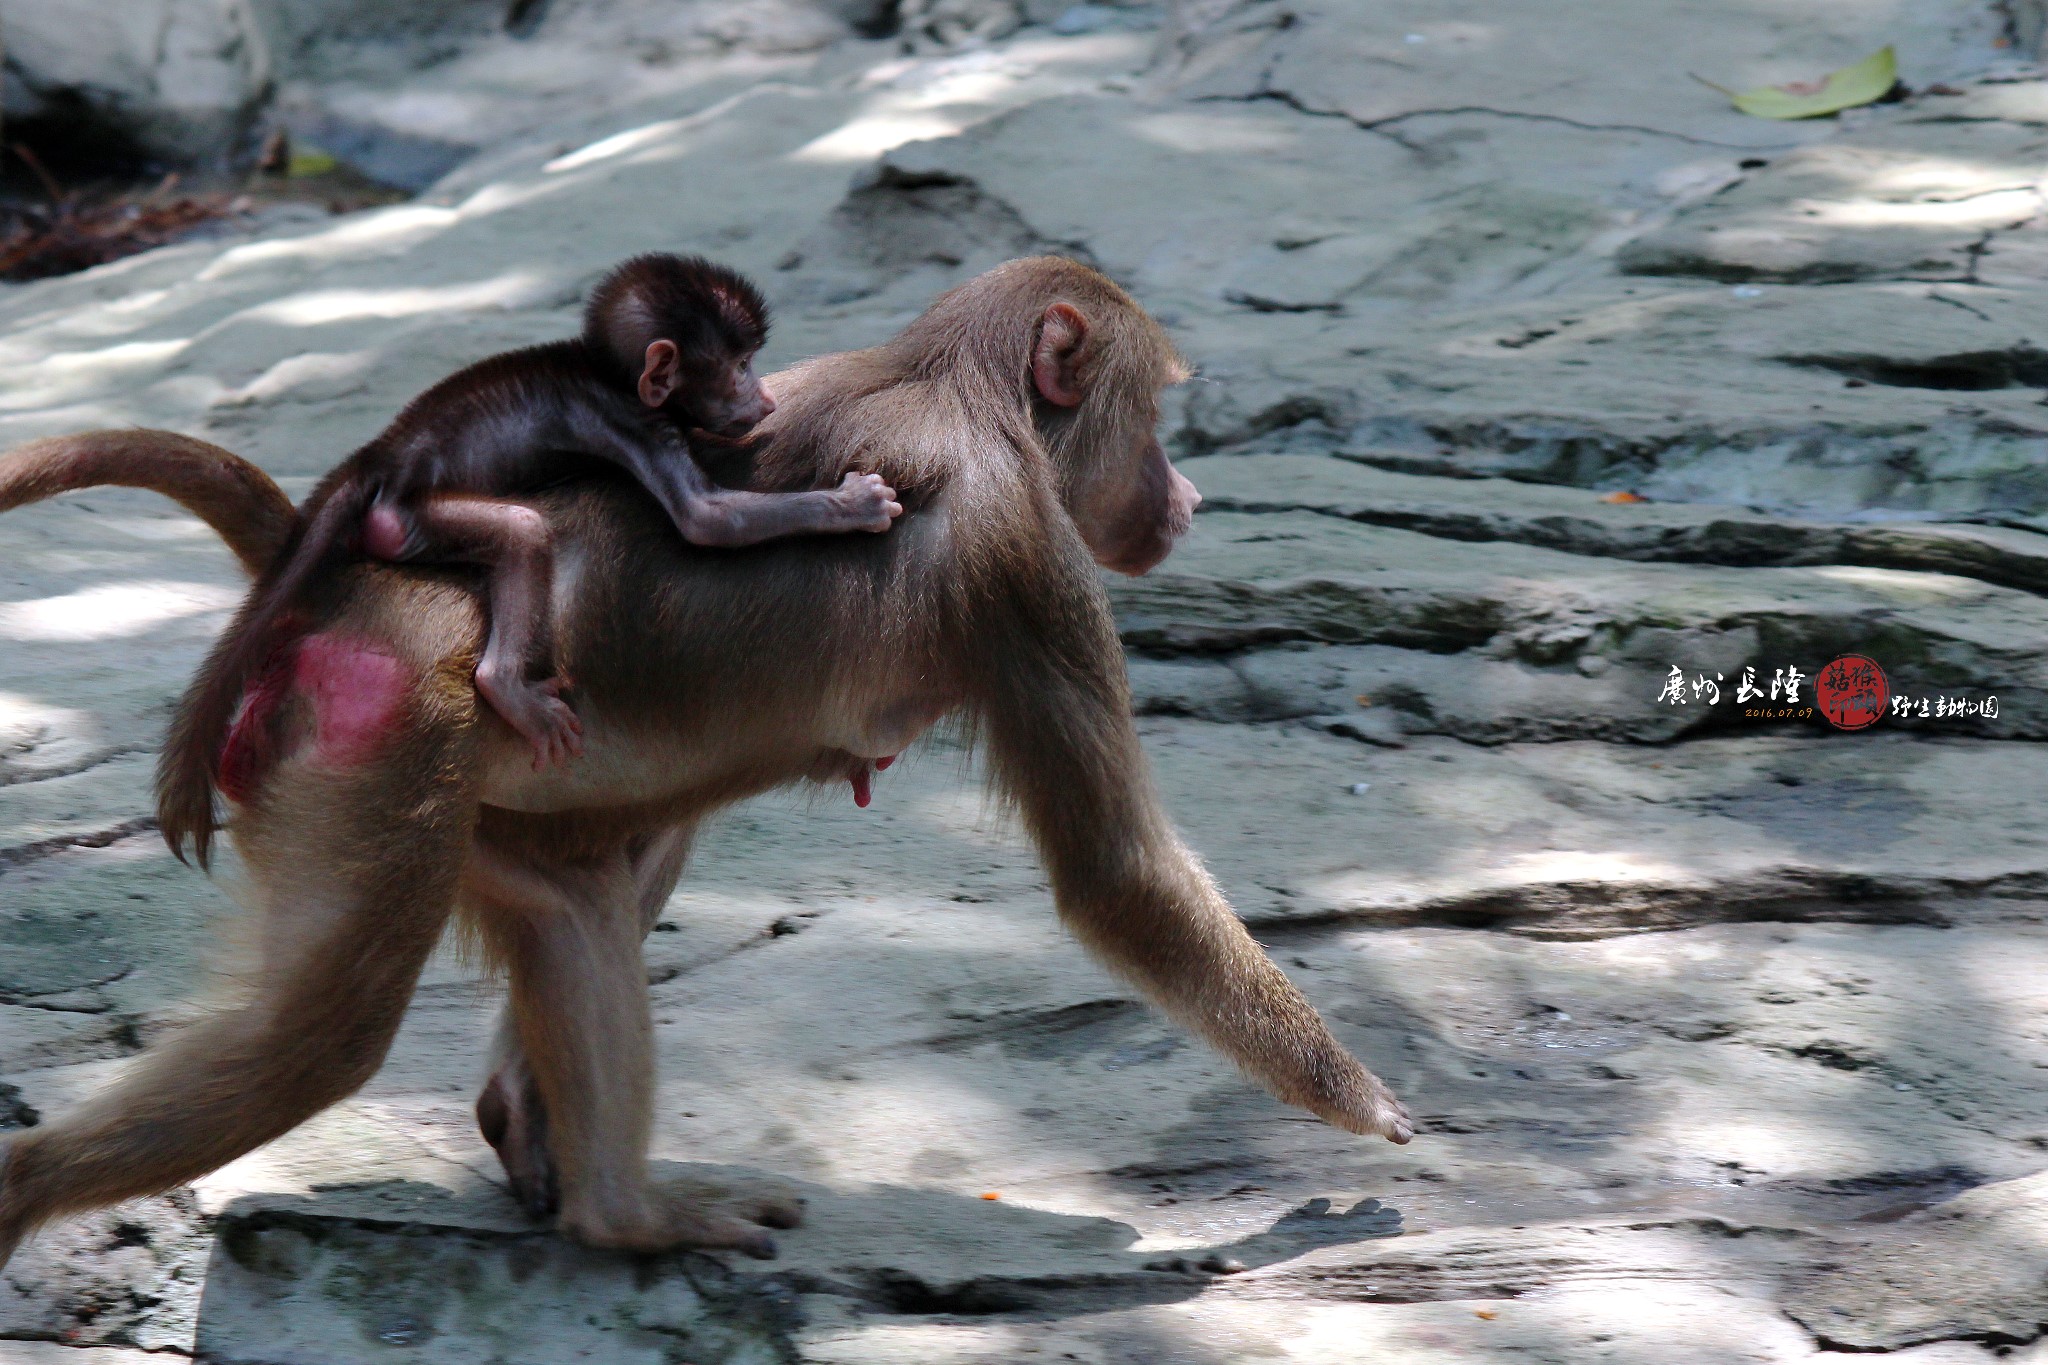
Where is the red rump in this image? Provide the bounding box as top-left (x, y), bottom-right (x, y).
top-left (294, 635), bottom-right (407, 763)
top-left (216, 633), bottom-right (409, 802)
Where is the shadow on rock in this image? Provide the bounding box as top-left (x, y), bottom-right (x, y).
top-left (189, 1170), bottom-right (1411, 1361)
top-left (1141, 1196), bottom-right (1404, 1277)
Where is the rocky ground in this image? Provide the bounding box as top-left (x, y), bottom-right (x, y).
top-left (5, 1), bottom-right (2048, 1361)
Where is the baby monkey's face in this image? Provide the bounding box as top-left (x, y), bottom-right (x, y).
top-left (683, 352), bottom-right (776, 436)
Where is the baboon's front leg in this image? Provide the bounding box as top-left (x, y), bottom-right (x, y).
top-left (468, 829), bottom-right (791, 1255)
top-left (472, 823), bottom-right (692, 1218)
top-left (979, 589), bottom-right (1415, 1143)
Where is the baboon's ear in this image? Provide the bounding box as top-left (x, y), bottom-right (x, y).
top-left (1032, 303), bottom-right (1088, 407)
top-left (638, 340), bottom-right (681, 407)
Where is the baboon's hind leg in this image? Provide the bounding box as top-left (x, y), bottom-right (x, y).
top-left (472, 822), bottom-right (692, 1218)
top-left (0, 638), bottom-right (477, 1269)
top-left (467, 828), bottom-right (795, 1256)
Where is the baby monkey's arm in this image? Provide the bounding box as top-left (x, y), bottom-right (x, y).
top-left (605, 419), bottom-right (902, 548)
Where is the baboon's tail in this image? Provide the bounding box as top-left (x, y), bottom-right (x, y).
top-left (0, 429), bottom-right (295, 576)
top-left (158, 482), bottom-right (371, 868)
top-left (0, 429), bottom-right (310, 868)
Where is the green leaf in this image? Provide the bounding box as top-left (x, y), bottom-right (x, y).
top-left (286, 145), bottom-right (338, 178)
top-left (1696, 45), bottom-right (1898, 121)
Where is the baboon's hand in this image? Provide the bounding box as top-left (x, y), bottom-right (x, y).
top-left (1317, 1069), bottom-right (1415, 1144)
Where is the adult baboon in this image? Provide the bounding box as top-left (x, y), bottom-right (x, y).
top-left (0, 257), bottom-right (1410, 1265)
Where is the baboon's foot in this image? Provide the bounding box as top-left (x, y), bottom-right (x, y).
top-left (743, 1192), bottom-right (806, 1231)
top-left (477, 1071), bottom-right (558, 1220)
top-left (563, 1186), bottom-right (790, 1260)
top-left (662, 1173), bottom-right (806, 1231)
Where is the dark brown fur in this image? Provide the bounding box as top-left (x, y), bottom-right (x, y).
top-left (0, 258), bottom-right (1409, 1270)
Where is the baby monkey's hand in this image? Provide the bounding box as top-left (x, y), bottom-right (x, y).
top-left (830, 471), bottom-right (903, 533)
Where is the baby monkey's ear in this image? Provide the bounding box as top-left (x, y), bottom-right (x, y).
top-left (637, 340), bottom-right (682, 407)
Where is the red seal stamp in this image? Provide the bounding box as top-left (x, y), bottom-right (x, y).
top-left (1816, 654), bottom-right (1888, 731)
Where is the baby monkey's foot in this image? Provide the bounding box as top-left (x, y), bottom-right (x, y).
top-left (478, 668), bottom-right (585, 769)
top-left (829, 471), bottom-right (903, 533)
top-left (361, 503), bottom-right (427, 561)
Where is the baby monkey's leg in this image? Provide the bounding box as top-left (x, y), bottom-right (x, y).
top-left (364, 496), bottom-right (583, 769)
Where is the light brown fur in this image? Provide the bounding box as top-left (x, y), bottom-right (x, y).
top-left (0, 258), bottom-right (1409, 1269)
top-left (0, 430), bottom-right (294, 574)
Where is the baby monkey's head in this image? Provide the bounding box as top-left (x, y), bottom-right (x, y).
top-left (583, 252), bottom-right (775, 437)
